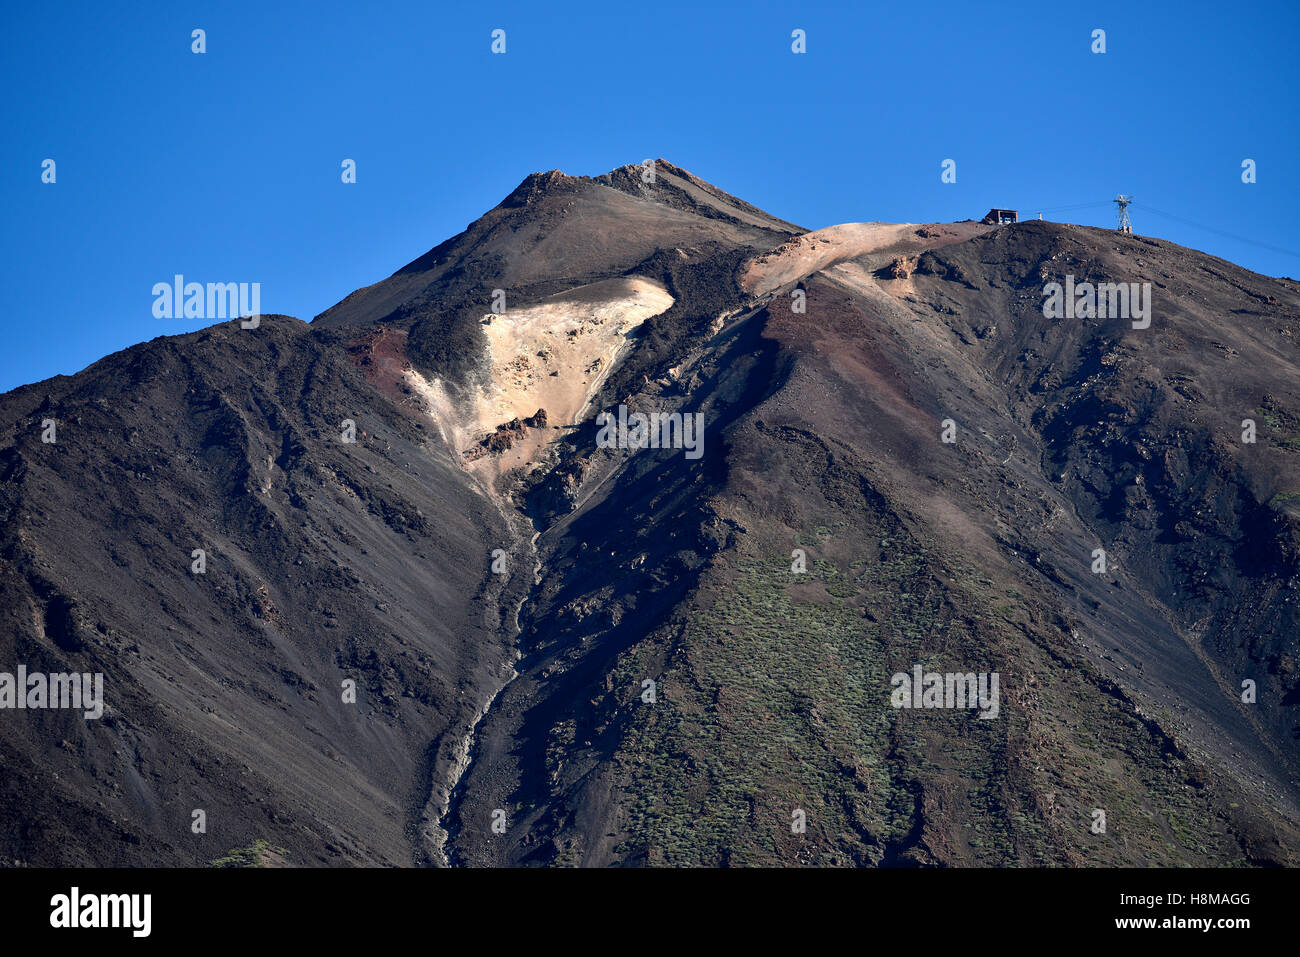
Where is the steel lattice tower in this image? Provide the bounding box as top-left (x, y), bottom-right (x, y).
top-left (1114, 195), bottom-right (1133, 234)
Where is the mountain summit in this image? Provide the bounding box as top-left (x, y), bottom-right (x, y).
top-left (3, 162), bottom-right (1299, 866)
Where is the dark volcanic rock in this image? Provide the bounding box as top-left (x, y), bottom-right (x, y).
top-left (464, 409), bottom-right (549, 462)
top-left (0, 316), bottom-right (519, 865)
top-left (3, 165), bottom-right (1299, 869)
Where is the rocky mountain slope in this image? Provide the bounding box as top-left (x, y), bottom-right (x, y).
top-left (2, 160), bottom-right (1297, 866)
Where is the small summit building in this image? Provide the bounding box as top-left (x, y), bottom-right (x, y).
top-left (981, 208), bottom-right (1018, 225)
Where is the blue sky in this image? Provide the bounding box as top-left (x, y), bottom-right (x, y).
top-left (2, 0), bottom-right (1297, 391)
